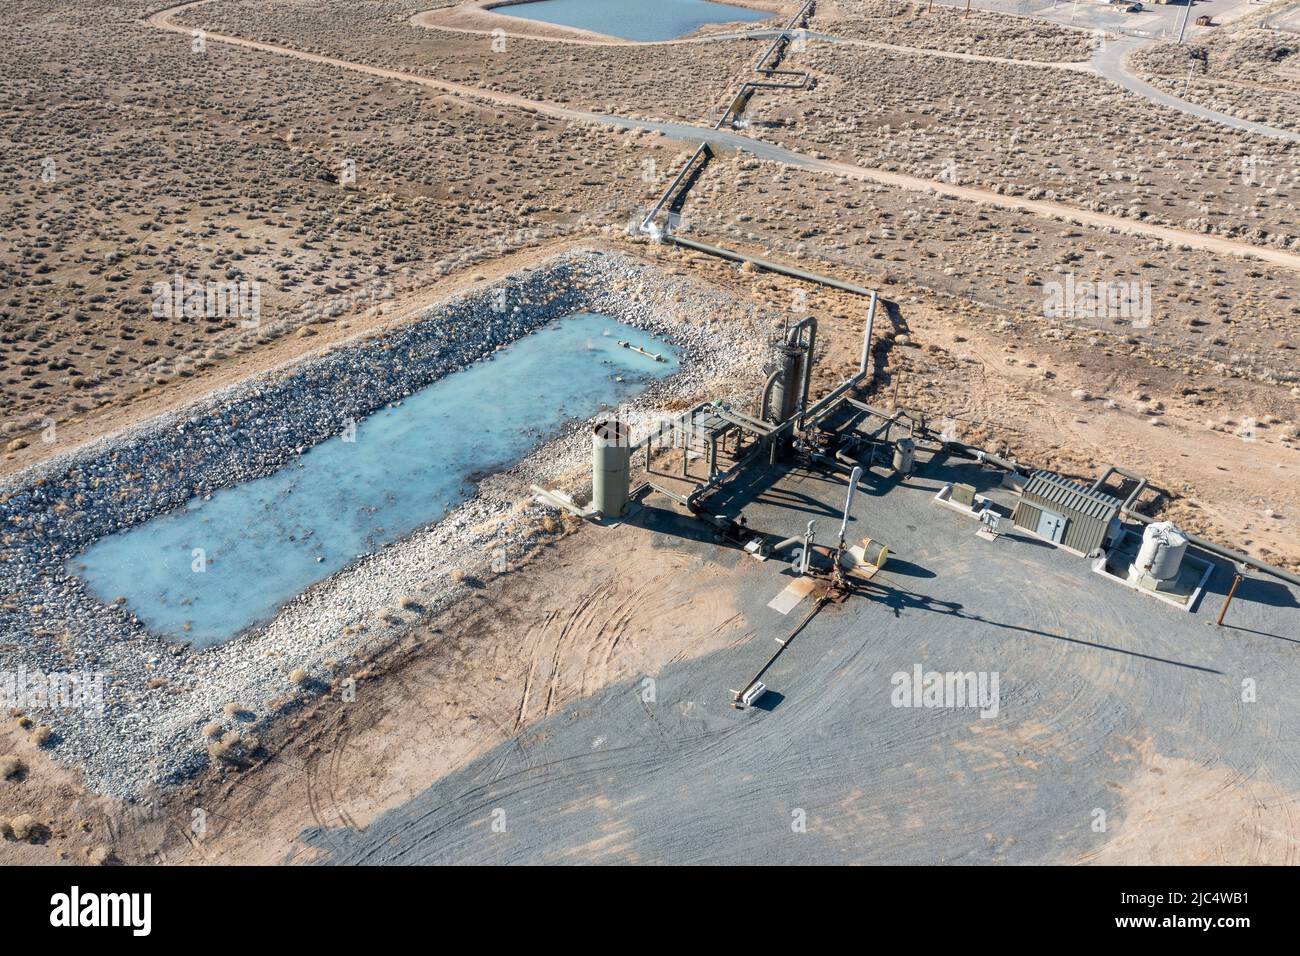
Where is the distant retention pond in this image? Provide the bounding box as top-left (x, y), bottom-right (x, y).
top-left (496, 0), bottom-right (770, 42)
top-left (69, 314), bottom-right (678, 648)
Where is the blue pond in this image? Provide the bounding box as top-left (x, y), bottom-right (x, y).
top-left (69, 314), bottom-right (678, 648)
top-left (497, 0), bottom-right (769, 42)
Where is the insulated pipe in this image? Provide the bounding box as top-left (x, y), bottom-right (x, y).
top-left (802, 374), bottom-right (868, 429)
top-left (1092, 464), bottom-right (1149, 513)
top-left (810, 451), bottom-right (855, 476)
top-left (772, 532), bottom-right (805, 553)
top-left (751, 1), bottom-right (816, 82)
top-left (860, 291), bottom-right (878, 376)
top-left (667, 235), bottom-right (879, 298)
top-left (640, 142), bottom-right (711, 234)
top-left (837, 466), bottom-right (863, 549)
top-left (684, 438), bottom-right (769, 510)
top-left (759, 369), bottom-right (782, 422)
top-left (770, 519), bottom-right (820, 575)
top-left (645, 479), bottom-right (691, 506)
top-left (641, 0), bottom-right (815, 234)
top-left (1122, 508), bottom-right (1300, 590)
top-left (843, 399), bottom-right (922, 442)
top-left (773, 519), bottom-right (816, 559)
top-left (941, 439), bottom-right (1029, 476)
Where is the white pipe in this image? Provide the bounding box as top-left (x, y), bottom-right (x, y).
top-left (860, 291), bottom-right (878, 377)
top-left (803, 520), bottom-right (816, 574)
top-left (837, 466), bottom-right (863, 548)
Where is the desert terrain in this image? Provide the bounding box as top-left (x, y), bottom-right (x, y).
top-left (1, 0), bottom-right (1297, 867)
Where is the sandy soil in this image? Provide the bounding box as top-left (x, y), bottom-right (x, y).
top-left (2, 0), bottom-right (1297, 865)
top-left (1, 0), bottom-right (690, 468)
top-left (820, 0), bottom-right (1099, 61)
top-left (4, 515), bottom-right (756, 864)
top-left (170, 0), bottom-right (767, 122)
top-left (1078, 738), bottom-right (1300, 865)
top-left (752, 42), bottom-right (1300, 250)
top-left (1132, 6), bottom-right (1300, 135)
top-left (160, 0), bottom-right (1300, 267)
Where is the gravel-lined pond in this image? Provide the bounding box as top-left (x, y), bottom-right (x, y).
top-left (68, 313), bottom-right (678, 647)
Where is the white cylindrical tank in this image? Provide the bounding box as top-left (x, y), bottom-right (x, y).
top-left (893, 438), bottom-right (916, 476)
top-left (592, 419), bottom-right (631, 518)
top-left (1137, 521), bottom-right (1188, 581)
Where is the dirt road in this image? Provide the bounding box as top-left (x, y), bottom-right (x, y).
top-left (1092, 35), bottom-right (1300, 144)
top-left (150, 2), bottom-right (1300, 273)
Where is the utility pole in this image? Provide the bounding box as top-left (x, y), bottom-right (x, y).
top-left (1176, 0), bottom-right (1193, 44)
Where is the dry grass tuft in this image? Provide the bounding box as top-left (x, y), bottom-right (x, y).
top-left (9, 814), bottom-right (46, 842)
top-left (88, 845), bottom-right (117, 865)
top-left (209, 731), bottom-right (262, 767)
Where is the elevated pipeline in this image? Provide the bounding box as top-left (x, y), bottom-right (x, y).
top-left (639, 1), bottom-right (817, 233)
top-left (667, 235), bottom-right (881, 300)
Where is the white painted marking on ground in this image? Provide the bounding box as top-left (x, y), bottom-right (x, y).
top-left (768, 577), bottom-right (816, 614)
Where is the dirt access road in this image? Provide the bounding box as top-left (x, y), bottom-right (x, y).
top-left (151, 2), bottom-right (1300, 273)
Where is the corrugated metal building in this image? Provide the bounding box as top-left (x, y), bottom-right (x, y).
top-left (1011, 470), bottom-right (1122, 555)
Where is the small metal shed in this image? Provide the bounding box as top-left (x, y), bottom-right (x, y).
top-left (1012, 470), bottom-right (1122, 555)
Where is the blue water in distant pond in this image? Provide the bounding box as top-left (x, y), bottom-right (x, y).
top-left (497, 0), bottom-right (769, 41)
top-left (69, 314), bottom-right (678, 648)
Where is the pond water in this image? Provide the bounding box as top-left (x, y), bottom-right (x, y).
top-left (496, 0), bottom-right (770, 42)
top-left (69, 314), bottom-right (678, 647)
